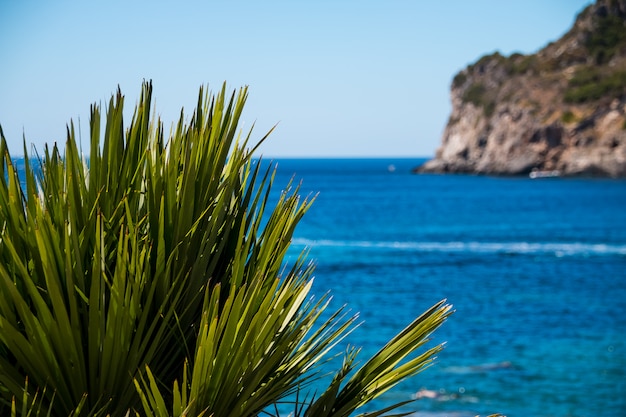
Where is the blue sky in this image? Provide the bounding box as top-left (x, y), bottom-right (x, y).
top-left (1, 0), bottom-right (592, 158)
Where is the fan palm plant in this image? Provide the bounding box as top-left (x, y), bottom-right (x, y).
top-left (0, 81), bottom-right (453, 417)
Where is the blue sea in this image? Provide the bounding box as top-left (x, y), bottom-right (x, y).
top-left (10, 157), bottom-right (626, 416)
top-left (266, 158), bottom-right (626, 417)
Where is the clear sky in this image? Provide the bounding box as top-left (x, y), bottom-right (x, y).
top-left (1, 0), bottom-right (592, 158)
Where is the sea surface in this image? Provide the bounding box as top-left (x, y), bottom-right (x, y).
top-left (11, 157), bottom-right (626, 416)
top-left (265, 158), bottom-right (626, 417)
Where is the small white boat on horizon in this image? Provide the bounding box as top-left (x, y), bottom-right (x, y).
top-left (529, 169), bottom-right (561, 179)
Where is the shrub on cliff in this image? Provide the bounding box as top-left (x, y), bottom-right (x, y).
top-left (564, 67), bottom-right (626, 103)
top-left (586, 13), bottom-right (626, 65)
top-left (461, 82), bottom-right (496, 117)
top-left (0, 82), bottom-right (452, 416)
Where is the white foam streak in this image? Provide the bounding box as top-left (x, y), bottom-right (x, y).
top-left (291, 238), bottom-right (626, 256)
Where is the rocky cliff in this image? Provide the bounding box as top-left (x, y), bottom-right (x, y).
top-left (416, 0), bottom-right (626, 177)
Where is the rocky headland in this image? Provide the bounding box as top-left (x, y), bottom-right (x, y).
top-left (416, 0), bottom-right (626, 177)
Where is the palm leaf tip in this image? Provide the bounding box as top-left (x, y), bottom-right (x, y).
top-left (302, 300), bottom-right (452, 417)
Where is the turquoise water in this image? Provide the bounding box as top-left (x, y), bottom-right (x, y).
top-left (268, 158), bottom-right (626, 417)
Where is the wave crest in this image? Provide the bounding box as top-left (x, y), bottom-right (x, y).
top-left (291, 238), bottom-right (626, 256)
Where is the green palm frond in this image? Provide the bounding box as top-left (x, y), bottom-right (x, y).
top-left (0, 82), bottom-right (455, 417)
top-left (303, 300), bottom-right (453, 417)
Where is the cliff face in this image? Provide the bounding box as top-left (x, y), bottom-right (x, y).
top-left (417, 0), bottom-right (626, 177)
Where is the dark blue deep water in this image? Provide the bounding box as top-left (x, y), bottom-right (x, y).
top-left (267, 158), bottom-right (626, 417)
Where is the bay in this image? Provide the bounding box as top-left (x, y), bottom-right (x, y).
top-left (10, 156), bottom-right (626, 416)
top-left (268, 158), bottom-right (626, 417)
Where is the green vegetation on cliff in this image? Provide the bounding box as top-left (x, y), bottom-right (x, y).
top-left (585, 12), bottom-right (626, 64)
top-left (461, 82), bottom-right (496, 117)
top-left (565, 67), bottom-right (626, 103)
